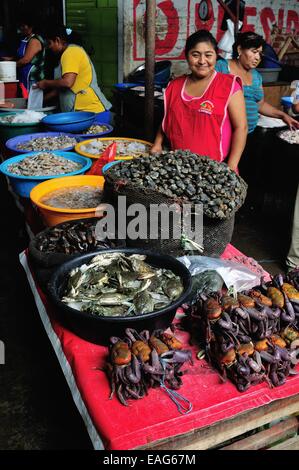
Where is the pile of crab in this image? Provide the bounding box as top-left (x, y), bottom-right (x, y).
top-left (187, 269), bottom-right (299, 392)
top-left (105, 328), bottom-right (193, 406)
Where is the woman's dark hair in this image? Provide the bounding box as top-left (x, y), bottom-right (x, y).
top-left (232, 32), bottom-right (265, 58)
top-left (17, 14), bottom-right (38, 32)
top-left (44, 24), bottom-right (82, 46)
top-left (185, 30), bottom-right (218, 57)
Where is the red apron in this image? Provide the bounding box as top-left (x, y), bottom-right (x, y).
top-left (162, 72), bottom-right (240, 162)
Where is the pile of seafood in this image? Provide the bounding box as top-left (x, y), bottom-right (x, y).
top-left (62, 252), bottom-right (184, 316)
top-left (80, 139), bottom-right (151, 157)
top-left (278, 129), bottom-right (299, 144)
top-left (16, 135), bottom-right (77, 152)
top-left (7, 152), bottom-right (82, 177)
top-left (187, 269), bottom-right (299, 392)
top-left (106, 151), bottom-right (247, 219)
top-left (35, 219), bottom-right (119, 255)
top-left (0, 110), bottom-right (46, 124)
top-left (41, 186), bottom-right (102, 209)
top-left (106, 328), bottom-right (193, 406)
top-left (82, 124), bottom-right (111, 135)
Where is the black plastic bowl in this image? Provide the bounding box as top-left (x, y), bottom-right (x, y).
top-left (47, 248), bottom-right (192, 345)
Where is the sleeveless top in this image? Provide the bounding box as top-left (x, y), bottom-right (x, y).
top-left (17, 33), bottom-right (45, 91)
top-left (162, 72), bottom-right (241, 162)
top-left (215, 58), bottom-right (264, 133)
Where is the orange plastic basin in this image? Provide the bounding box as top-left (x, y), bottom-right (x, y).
top-left (30, 175), bottom-right (105, 227)
top-left (75, 137), bottom-right (152, 160)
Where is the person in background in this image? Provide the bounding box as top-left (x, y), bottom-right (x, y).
top-left (286, 100), bottom-right (299, 271)
top-left (215, 32), bottom-right (299, 133)
top-left (35, 24), bottom-right (111, 114)
top-left (16, 17), bottom-right (45, 92)
top-left (151, 30), bottom-right (247, 172)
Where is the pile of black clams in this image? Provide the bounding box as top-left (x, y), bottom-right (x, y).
top-left (106, 150), bottom-right (247, 219)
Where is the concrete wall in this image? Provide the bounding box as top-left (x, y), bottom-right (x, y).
top-left (123, 0), bottom-right (299, 77)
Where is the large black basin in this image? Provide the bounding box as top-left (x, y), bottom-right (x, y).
top-left (47, 248), bottom-right (192, 345)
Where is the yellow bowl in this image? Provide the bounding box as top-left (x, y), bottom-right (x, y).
top-left (30, 175), bottom-right (105, 227)
top-left (75, 137), bottom-right (152, 160)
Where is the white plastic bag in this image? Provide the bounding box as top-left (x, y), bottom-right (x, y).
top-left (177, 255), bottom-right (261, 292)
top-left (218, 19), bottom-right (243, 59)
top-left (27, 85), bottom-right (43, 110)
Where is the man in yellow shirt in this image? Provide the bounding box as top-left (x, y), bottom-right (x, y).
top-left (36, 24), bottom-right (111, 114)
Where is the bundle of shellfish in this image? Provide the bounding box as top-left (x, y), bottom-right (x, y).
top-left (106, 327), bottom-right (193, 406)
top-left (105, 150), bottom-right (247, 219)
top-left (187, 269), bottom-right (299, 392)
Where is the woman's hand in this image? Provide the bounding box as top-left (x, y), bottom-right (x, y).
top-left (150, 124), bottom-right (165, 154)
top-left (282, 113), bottom-right (299, 130)
top-left (227, 162), bottom-right (238, 173)
top-left (35, 80), bottom-right (48, 90)
top-left (150, 143), bottom-right (163, 154)
top-left (0, 101), bottom-right (15, 108)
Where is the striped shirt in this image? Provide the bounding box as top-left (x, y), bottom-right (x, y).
top-left (215, 58), bottom-right (264, 133)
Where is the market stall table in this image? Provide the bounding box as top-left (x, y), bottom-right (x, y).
top-left (19, 246), bottom-right (299, 451)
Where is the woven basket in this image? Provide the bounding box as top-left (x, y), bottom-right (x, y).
top-left (102, 175), bottom-right (240, 257)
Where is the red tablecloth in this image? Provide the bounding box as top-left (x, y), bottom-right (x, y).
top-left (19, 246), bottom-right (299, 450)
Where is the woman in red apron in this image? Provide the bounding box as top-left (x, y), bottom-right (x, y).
top-left (151, 30), bottom-right (247, 172)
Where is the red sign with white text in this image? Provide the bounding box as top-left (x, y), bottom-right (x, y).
top-left (132, 0), bottom-right (299, 61)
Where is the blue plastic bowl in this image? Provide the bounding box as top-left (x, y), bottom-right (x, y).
top-left (281, 96), bottom-right (294, 109)
top-left (94, 111), bottom-right (112, 125)
top-left (102, 160), bottom-right (123, 174)
top-left (0, 151), bottom-right (92, 198)
top-left (5, 132), bottom-right (78, 154)
top-left (74, 123), bottom-right (114, 141)
top-left (41, 111), bottom-right (96, 132)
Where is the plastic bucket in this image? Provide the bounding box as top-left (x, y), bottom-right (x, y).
top-left (94, 111), bottom-right (112, 125)
top-left (41, 111), bottom-right (96, 133)
top-left (0, 112), bottom-right (42, 143)
top-left (75, 137), bottom-right (152, 160)
top-left (257, 68), bottom-right (281, 83)
top-left (47, 248), bottom-right (192, 345)
top-left (0, 61), bottom-right (16, 81)
top-left (102, 160), bottom-right (124, 174)
top-left (0, 151), bottom-right (92, 198)
top-left (74, 123), bottom-right (113, 141)
top-left (5, 132), bottom-right (78, 154)
top-left (30, 175), bottom-right (105, 227)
